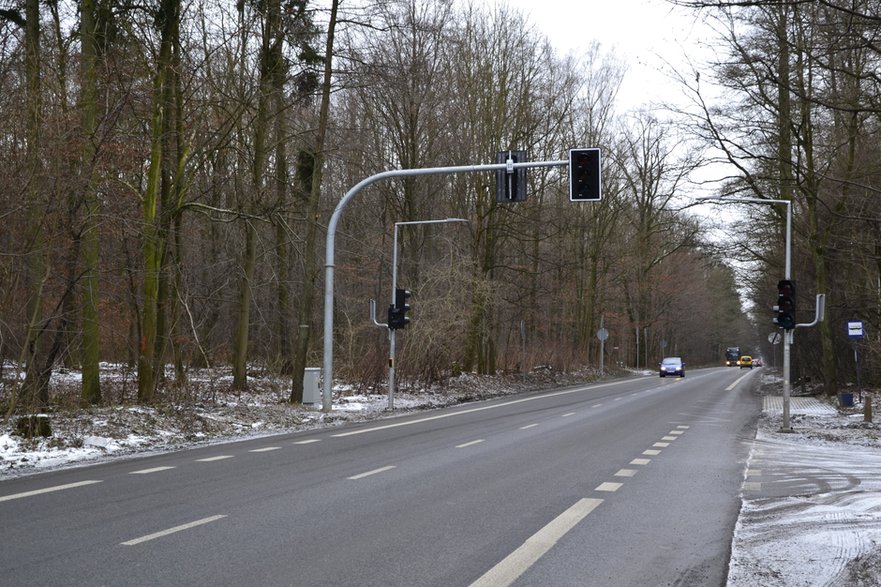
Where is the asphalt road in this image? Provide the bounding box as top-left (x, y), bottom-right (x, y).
top-left (0, 367), bottom-right (761, 586)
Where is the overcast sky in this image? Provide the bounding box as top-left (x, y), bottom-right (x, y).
top-left (497, 0), bottom-right (714, 111)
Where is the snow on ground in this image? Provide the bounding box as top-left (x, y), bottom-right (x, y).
top-left (728, 373), bottom-right (881, 587)
top-left (2, 365), bottom-right (881, 585)
top-left (0, 364), bottom-right (587, 477)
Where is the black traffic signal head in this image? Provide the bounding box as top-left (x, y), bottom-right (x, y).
top-left (389, 288), bottom-right (412, 329)
top-left (495, 150), bottom-right (527, 203)
top-left (775, 279), bottom-right (796, 329)
top-left (569, 148), bottom-right (602, 201)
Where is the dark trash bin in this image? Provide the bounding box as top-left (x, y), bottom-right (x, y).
top-left (838, 392), bottom-right (854, 407)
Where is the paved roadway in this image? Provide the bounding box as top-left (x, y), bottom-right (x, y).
top-left (0, 367), bottom-right (760, 586)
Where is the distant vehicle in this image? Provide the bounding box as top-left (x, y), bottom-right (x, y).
top-left (739, 356), bottom-right (753, 369)
top-left (725, 347), bottom-right (741, 367)
top-left (659, 357), bottom-right (685, 377)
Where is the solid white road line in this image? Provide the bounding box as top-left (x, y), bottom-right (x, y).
top-left (196, 455), bottom-right (234, 462)
top-left (0, 480), bottom-right (102, 503)
top-left (347, 466), bottom-right (396, 480)
top-left (469, 498), bottom-right (603, 587)
top-left (726, 370), bottom-right (753, 391)
top-left (130, 466), bottom-right (175, 475)
top-left (330, 378), bottom-right (639, 438)
top-left (120, 515), bottom-right (227, 546)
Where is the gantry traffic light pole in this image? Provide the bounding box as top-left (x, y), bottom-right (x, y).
top-left (322, 159), bottom-right (567, 412)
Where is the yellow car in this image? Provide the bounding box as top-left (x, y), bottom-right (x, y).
top-left (739, 356), bottom-right (753, 369)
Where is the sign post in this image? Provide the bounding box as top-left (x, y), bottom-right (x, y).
top-left (597, 319), bottom-right (609, 377)
top-left (848, 320), bottom-right (865, 402)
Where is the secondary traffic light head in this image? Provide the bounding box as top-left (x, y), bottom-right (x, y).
top-left (569, 148), bottom-right (602, 201)
top-left (775, 279), bottom-right (796, 330)
top-left (495, 150), bottom-right (528, 203)
top-left (389, 288), bottom-right (412, 329)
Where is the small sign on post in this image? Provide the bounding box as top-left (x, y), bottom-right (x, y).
top-left (848, 320), bottom-right (865, 339)
top-left (848, 320), bottom-right (865, 403)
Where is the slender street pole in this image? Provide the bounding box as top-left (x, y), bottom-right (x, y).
top-left (389, 218), bottom-right (467, 410)
top-left (696, 196), bottom-right (793, 431)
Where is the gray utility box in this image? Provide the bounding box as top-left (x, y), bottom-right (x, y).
top-left (302, 368), bottom-right (321, 405)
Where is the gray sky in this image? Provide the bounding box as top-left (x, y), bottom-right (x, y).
top-left (497, 0), bottom-right (713, 111)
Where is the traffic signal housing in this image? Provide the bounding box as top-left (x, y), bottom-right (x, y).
top-left (775, 279), bottom-right (796, 330)
top-left (569, 148), bottom-right (602, 201)
top-left (388, 288), bottom-right (412, 330)
top-left (495, 150), bottom-right (527, 203)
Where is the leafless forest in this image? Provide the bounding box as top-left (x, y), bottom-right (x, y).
top-left (1, 0), bottom-right (879, 411)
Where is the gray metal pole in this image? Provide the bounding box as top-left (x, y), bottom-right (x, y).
top-left (389, 223), bottom-right (399, 410)
top-left (695, 196), bottom-right (793, 431)
top-left (781, 201), bottom-right (793, 431)
top-left (322, 160), bottom-right (566, 412)
top-left (388, 218), bottom-right (467, 410)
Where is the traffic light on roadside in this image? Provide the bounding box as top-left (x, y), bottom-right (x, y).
top-left (388, 288), bottom-right (412, 330)
top-left (775, 279), bottom-right (796, 330)
top-left (569, 148), bottom-right (602, 201)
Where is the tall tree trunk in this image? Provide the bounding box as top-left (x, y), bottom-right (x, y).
top-left (271, 0), bottom-right (291, 374)
top-left (233, 0), bottom-right (279, 390)
top-left (21, 0), bottom-right (47, 408)
top-left (290, 0), bottom-right (339, 403)
top-left (791, 5), bottom-right (837, 395)
top-left (139, 0), bottom-right (179, 402)
top-left (79, 0), bottom-right (102, 404)
top-left (232, 223), bottom-right (257, 389)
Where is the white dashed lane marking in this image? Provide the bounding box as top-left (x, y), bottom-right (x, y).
top-left (348, 466), bottom-right (396, 480)
top-left (0, 480), bottom-right (102, 503)
top-left (121, 515), bottom-right (227, 546)
top-left (196, 455), bottom-right (234, 462)
top-left (130, 466), bottom-right (175, 475)
top-left (595, 482), bottom-right (623, 492)
top-left (469, 498), bottom-right (604, 587)
top-left (456, 439), bottom-right (485, 449)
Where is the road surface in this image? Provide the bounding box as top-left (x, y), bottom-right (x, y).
top-left (0, 367), bottom-right (760, 586)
